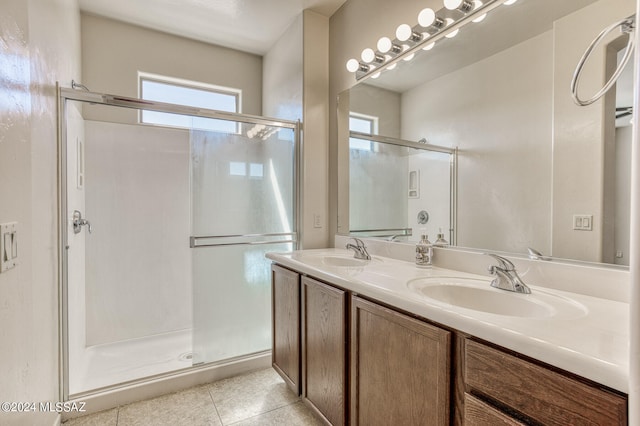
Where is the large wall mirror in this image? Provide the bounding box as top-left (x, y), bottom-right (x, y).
top-left (337, 0), bottom-right (634, 266)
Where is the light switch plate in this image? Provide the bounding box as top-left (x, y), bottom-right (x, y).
top-left (572, 214), bottom-right (593, 231)
top-left (0, 222), bottom-right (18, 273)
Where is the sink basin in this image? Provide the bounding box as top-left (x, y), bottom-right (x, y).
top-left (321, 255), bottom-right (371, 267)
top-left (301, 253), bottom-right (380, 268)
top-left (407, 277), bottom-right (586, 319)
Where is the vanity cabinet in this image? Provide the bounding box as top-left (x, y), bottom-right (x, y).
top-left (301, 277), bottom-right (347, 425)
top-left (270, 262), bottom-right (628, 426)
top-left (271, 264), bottom-right (301, 394)
top-left (350, 296), bottom-right (451, 426)
top-left (461, 339), bottom-right (628, 425)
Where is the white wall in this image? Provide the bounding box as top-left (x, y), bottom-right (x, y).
top-left (81, 13), bottom-right (263, 122)
top-left (263, 11), bottom-right (330, 249)
top-left (0, 0), bottom-right (81, 424)
top-left (615, 125), bottom-right (632, 265)
top-left (402, 32), bottom-right (553, 254)
top-left (83, 121), bottom-right (191, 345)
top-left (552, 0), bottom-right (635, 262)
top-left (349, 83), bottom-right (401, 138)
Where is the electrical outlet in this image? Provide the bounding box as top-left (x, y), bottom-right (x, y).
top-left (313, 214), bottom-right (322, 229)
top-left (0, 222), bottom-right (18, 273)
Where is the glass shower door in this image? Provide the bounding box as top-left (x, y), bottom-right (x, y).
top-left (190, 122), bottom-right (297, 365)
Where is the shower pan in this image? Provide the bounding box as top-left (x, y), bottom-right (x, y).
top-left (58, 87), bottom-right (299, 400)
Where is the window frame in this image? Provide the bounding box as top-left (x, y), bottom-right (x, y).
top-left (138, 71), bottom-right (242, 132)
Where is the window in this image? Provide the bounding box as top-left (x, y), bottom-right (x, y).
top-left (349, 112), bottom-right (378, 151)
top-left (139, 72), bottom-right (241, 133)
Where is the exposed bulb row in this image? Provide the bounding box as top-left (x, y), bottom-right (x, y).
top-left (346, 0), bottom-right (518, 77)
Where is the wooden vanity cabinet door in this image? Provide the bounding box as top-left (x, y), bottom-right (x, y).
top-left (301, 276), bottom-right (347, 426)
top-left (271, 264), bottom-right (301, 394)
top-left (351, 296), bottom-right (451, 426)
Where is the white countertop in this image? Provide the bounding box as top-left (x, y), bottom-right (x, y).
top-left (266, 248), bottom-right (629, 393)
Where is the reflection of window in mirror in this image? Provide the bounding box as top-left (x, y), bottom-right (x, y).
top-left (349, 112), bottom-right (378, 135)
top-left (349, 112), bottom-right (379, 151)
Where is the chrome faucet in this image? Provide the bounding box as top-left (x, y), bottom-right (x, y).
top-left (346, 237), bottom-right (371, 260)
top-left (527, 247), bottom-right (550, 261)
top-left (485, 253), bottom-right (531, 294)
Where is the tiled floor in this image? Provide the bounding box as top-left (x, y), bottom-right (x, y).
top-left (63, 368), bottom-right (322, 426)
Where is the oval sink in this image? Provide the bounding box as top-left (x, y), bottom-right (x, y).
top-left (321, 255), bottom-right (371, 267)
top-left (407, 277), bottom-right (586, 319)
top-left (301, 253), bottom-right (380, 268)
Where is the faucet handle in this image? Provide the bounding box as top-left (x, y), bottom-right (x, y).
top-left (484, 253), bottom-right (515, 271)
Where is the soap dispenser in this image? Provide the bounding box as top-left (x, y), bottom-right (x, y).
top-left (416, 234), bottom-right (433, 268)
top-left (434, 228), bottom-right (449, 247)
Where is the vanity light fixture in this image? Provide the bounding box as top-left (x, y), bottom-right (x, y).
top-left (444, 0), bottom-right (473, 12)
top-left (396, 23), bottom-right (423, 43)
top-left (346, 0), bottom-right (514, 80)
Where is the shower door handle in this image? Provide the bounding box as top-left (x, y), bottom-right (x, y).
top-left (72, 210), bottom-right (92, 234)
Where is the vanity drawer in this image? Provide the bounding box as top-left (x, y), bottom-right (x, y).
top-left (464, 393), bottom-right (524, 426)
top-left (464, 340), bottom-right (627, 425)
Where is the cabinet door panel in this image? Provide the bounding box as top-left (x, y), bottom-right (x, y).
top-left (302, 276), bottom-right (347, 426)
top-left (271, 264), bottom-right (300, 393)
top-left (351, 296), bottom-right (451, 426)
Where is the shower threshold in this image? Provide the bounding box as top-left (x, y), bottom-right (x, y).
top-left (69, 329), bottom-right (192, 395)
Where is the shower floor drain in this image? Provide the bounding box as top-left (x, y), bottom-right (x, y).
top-left (178, 352), bottom-right (194, 362)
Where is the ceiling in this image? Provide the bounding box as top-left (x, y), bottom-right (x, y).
top-left (79, 0), bottom-right (346, 55)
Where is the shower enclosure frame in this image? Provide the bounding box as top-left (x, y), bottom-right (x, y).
top-left (56, 85), bottom-right (302, 401)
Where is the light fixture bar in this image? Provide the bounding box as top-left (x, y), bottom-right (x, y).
top-left (350, 0), bottom-right (513, 81)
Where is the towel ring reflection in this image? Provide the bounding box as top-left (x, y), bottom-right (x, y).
top-left (571, 15), bottom-right (635, 107)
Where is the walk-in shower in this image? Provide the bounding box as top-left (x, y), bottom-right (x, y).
top-left (58, 87), bottom-right (299, 400)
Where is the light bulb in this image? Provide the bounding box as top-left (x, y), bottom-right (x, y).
top-left (422, 41), bottom-right (435, 51)
top-left (346, 58), bottom-right (360, 73)
top-left (361, 48), bottom-right (375, 63)
top-left (418, 8), bottom-right (436, 27)
top-left (444, 0), bottom-right (471, 11)
top-left (403, 53), bottom-right (415, 62)
top-left (503, 0), bottom-right (517, 4)
top-left (377, 37), bottom-right (392, 53)
top-left (371, 72), bottom-right (381, 79)
top-left (396, 24), bottom-right (413, 41)
top-left (472, 13), bottom-right (486, 22)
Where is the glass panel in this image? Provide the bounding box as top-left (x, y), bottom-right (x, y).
top-left (192, 242), bottom-right (292, 364)
top-left (190, 125), bottom-right (296, 237)
top-left (190, 123), bottom-right (296, 365)
top-left (66, 101), bottom-right (193, 395)
top-left (349, 137), bottom-right (451, 242)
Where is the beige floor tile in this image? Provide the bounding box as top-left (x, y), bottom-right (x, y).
top-left (230, 401), bottom-right (323, 426)
top-left (207, 368), bottom-right (299, 425)
top-left (63, 408), bottom-right (118, 426)
top-left (117, 386), bottom-right (221, 426)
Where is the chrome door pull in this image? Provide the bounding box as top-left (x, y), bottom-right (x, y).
top-left (72, 210), bottom-right (92, 234)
